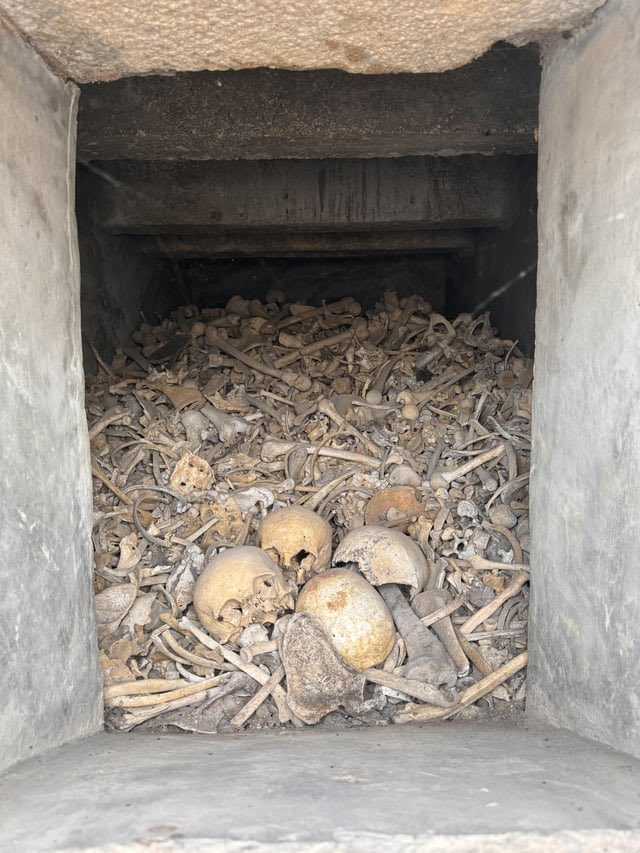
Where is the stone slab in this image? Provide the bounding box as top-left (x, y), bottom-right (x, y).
top-left (1, 723), bottom-right (640, 850)
top-left (0, 0), bottom-right (600, 82)
top-left (77, 48), bottom-right (539, 161)
top-left (528, 0), bottom-right (640, 758)
top-left (0, 20), bottom-right (102, 774)
top-left (90, 156), bottom-right (520, 234)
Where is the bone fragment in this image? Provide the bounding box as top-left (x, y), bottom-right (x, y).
top-left (201, 402), bottom-right (250, 443)
top-left (363, 668), bottom-right (456, 708)
top-left (456, 631), bottom-right (494, 677)
top-left (402, 367), bottom-right (475, 406)
top-left (204, 329), bottom-right (311, 391)
top-left (117, 677), bottom-right (240, 731)
top-left (378, 584), bottom-right (457, 686)
top-left (412, 590), bottom-right (470, 677)
top-left (261, 439), bottom-right (380, 468)
top-left (453, 555), bottom-right (530, 573)
top-left (180, 409), bottom-right (209, 447)
top-left (105, 673), bottom-right (230, 708)
top-left (365, 356), bottom-right (401, 405)
top-left (230, 665), bottom-right (286, 728)
top-left (278, 297), bottom-right (360, 330)
top-left (432, 444), bottom-right (505, 488)
top-left (279, 613), bottom-right (365, 725)
top-left (394, 651), bottom-right (528, 724)
top-left (179, 617), bottom-right (292, 723)
top-left (104, 678), bottom-right (193, 700)
top-left (459, 572), bottom-right (529, 636)
top-left (485, 473), bottom-right (530, 510)
top-left (485, 522), bottom-right (523, 563)
top-left (274, 330), bottom-right (355, 368)
top-left (418, 592), bottom-right (466, 627)
top-left (91, 461), bottom-right (133, 506)
top-left (302, 468), bottom-right (360, 512)
top-left (317, 397), bottom-right (383, 459)
top-left (239, 640), bottom-right (279, 663)
top-left (160, 629), bottom-right (225, 669)
top-left (88, 406), bottom-right (131, 441)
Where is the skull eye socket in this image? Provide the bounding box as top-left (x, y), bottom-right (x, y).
top-left (293, 549), bottom-right (310, 565)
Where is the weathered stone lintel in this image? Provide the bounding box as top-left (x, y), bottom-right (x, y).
top-left (90, 155), bottom-right (524, 234)
top-left (136, 229), bottom-right (474, 258)
top-left (77, 46), bottom-right (540, 161)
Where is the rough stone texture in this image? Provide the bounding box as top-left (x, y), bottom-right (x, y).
top-left (0, 0), bottom-right (602, 82)
top-left (76, 166), bottom-right (167, 375)
top-left (136, 230), bottom-right (473, 258)
top-left (77, 47), bottom-right (540, 161)
top-left (1, 724), bottom-right (640, 850)
top-left (528, 0), bottom-right (640, 757)
top-left (0, 21), bottom-right (102, 773)
top-left (90, 156), bottom-right (521, 234)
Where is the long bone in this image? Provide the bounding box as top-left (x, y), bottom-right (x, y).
top-left (378, 584), bottom-right (457, 687)
top-left (412, 589), bottom-right (470, 677)
top-left (204, 328), bottom-right (312, 391)
top-left (277, 296), bottom-right (362, 330)
top-left (261, 438), bottom-right (381, 468)
top-left (201, 402), bottom-right (250, 443)
top-left (316, 397), bottom-right (382, 459)
top-left (274, 329), bottom-right (354, 369)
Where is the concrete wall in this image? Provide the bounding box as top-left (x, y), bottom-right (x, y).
top-left (528, 0), bottom-right (640, 757)
top-left (0, 21), bottom-right (102, 772)
top-left (443, 160), bottom-right (537, 354)
top-left (77, 164), bottom-right (169, 374)
top-left (469, 167), bottom-right (537, 355)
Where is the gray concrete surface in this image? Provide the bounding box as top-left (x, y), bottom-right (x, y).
top-left (528, 0), bottom-right (640, 757)
top-left (467, 167), bottom-right (538, 355)
top-left (76, 165), bottom-right (167, 375)
top-left (1, 723), bottom-right (640, 851)
top-left (0, 20), bottom-right (102, 773)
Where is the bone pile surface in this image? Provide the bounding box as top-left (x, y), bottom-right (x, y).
top-left (87, 292), bottom-right (531, 732)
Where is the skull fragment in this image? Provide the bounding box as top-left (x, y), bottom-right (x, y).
top-left (333, 525), bottom-right (431, 593)
top-left (193, 546), bottom-right (295, 644)
top-left (296, 568), bottom-right (395, 671)
top-left (258, 506), bottom-right (332, 585)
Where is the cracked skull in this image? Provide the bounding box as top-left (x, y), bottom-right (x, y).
top-left (332, 525), bottom-right (431, 593)
top-left (258, 506), bottom-right (332, 585)
top-left (193, 546), bottom-right (295, 644)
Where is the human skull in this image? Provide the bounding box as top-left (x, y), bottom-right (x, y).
top-left (258, 506), bottom-right (332, 585)
top-left (193, 546), bottom-right (295, 644)
top-left (296, 568), bottom-right (395, 671)
top-left (333, 525), bottom-right (431, 593)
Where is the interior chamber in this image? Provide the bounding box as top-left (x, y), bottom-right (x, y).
top-left (3, 3), bottom-right (640, 847)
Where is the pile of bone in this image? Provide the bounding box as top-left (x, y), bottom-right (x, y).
top-left (89, 291), bottom-right (531, 732)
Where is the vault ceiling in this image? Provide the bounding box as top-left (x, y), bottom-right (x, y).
top-left (1, 0), bottom-right (604, 83)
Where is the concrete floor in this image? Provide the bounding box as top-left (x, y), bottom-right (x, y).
top-left (2, 721), bottom-right (640, 852)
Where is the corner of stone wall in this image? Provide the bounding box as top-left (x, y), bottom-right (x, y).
top-left (528, 0), bottom-right (640, 758)
top-left (0, 18), bottom-right (103, 774)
